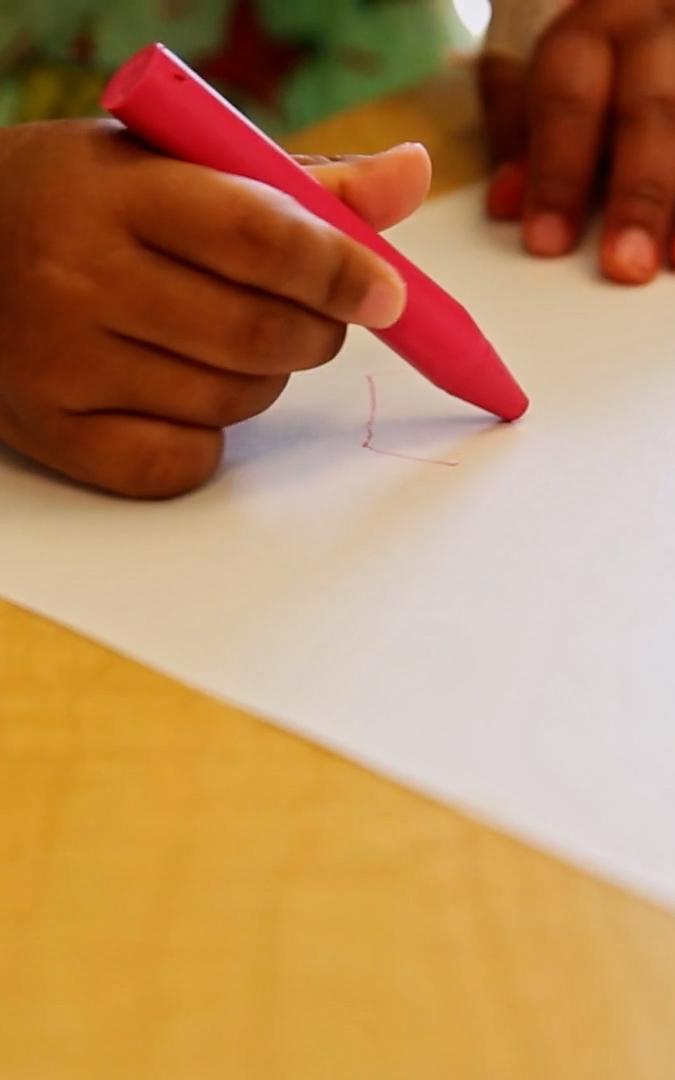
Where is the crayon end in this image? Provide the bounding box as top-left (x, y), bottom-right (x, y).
top-left (471, 337), bottom-right (529, 422)
top-left (499, 388), bottom-right (529, 423)
top-left (102, 43), bottom-right (162, 112)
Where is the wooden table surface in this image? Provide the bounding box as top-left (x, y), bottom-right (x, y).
top-left (3, 67), bottom-right (675, 1080)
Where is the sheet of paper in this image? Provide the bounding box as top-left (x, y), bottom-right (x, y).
top-left (3, 185), bottom-right (675, 906)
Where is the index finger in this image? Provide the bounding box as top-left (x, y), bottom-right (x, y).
top-left (127, 159), bottom-right (406, 330)
top-left (601, 27), bottom-right (675, 284)
top-left (524, 27), bottom-right (613, 255)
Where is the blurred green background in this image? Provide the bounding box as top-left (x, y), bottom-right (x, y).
top-left (0, 0), bottom-right (489, 131)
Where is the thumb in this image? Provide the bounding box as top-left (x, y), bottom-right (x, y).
top-left (294, 143), bottom-right (432, 232)
top-left (478, 55), bottom-right (528, 220)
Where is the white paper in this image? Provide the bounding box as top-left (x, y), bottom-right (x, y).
top-left (3, 185), bottom-right (675, 906)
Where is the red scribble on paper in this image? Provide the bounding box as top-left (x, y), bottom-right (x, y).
top-left (362, 375), bottom-right (458, 467)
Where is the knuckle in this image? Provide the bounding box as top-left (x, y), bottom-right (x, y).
top-left (266, 212), bottom-right (328, 299)
top-left (618, 94), bottom-right (675, 131)
top-left (205, 373), bottom-right (288, 427)
top-left (230, 202), bottom-right (281, 270)
top-left (230, 188), bottom-right (301, 277)
top-left (237, 302), bottom-right (345, 373)
top-left (611, 177), bottom-right (672, 216)
top-left (320, 239), bottom-right (368, 316)
top-left (532, 85), bottom-right (591, 124)
top-left (315, 321), bottom-right (347, 367)
top-left (258, 372), bottom-right (290, 412)
top-left (529, 169), bottom-right (582, 209)
top-left (31, 250), bottom-right (126, 339)
top-left (206, 378), bottom-right (238, 426)
top-left (118, 428), bottom-right (222, 499)
top-left (242, 302), bottom-right (296, 368)
top-left (279, 210), bottom-right (316, 263)
top-left (281, 316), bottom-right (345, 371)
top-left (231, 374), bottom-right (290, 424)
top-left (31, 255), bottom-right (92, 313)
top-left (536, 22), bottom-right (595, 64)
top-left (533, 30), bottom-right (607, 110)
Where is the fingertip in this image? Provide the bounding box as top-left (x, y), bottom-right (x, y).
top-left (367, 142), bottom-right (433, 214)
top-left (523, 213), bottom-right (576, 257)
top-left (601, 228), bottom-right (660, 285)
top-left (309, 143), bottom-right (432, 230)
top-left (355, 271), bottom-right (407, 329)
top-left (388, 142), bottom-right (433, 188)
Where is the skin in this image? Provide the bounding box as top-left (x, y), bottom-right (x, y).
top-left (479, 0), bottom-right (675, 285)
top-left (0, 121), bottom-right (430, 498)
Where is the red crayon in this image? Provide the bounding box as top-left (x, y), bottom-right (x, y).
top-left (103, 44), bottom-right (528, 421)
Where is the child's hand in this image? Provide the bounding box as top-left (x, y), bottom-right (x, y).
top-left (480, 0), bottom-right (675, 284)
top-left (0, 122), bottom-right (430, 496)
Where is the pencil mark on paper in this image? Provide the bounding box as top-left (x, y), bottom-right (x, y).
top-left (362, 375), bottom-right (458, 467)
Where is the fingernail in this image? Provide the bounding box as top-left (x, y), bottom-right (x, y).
top-left (375, 142), bottom-right (426, 159)
top-left (334, 144), bottom-right (425, 165)
top-left (606, 228), bottom-right (658, 284)
top-left (356, 274), bottom-right (407, 328)
top-left (524, 213), bottom-right (573, 257)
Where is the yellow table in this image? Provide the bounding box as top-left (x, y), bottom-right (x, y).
top-left (3, 67), bottom-right (675, 1080)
